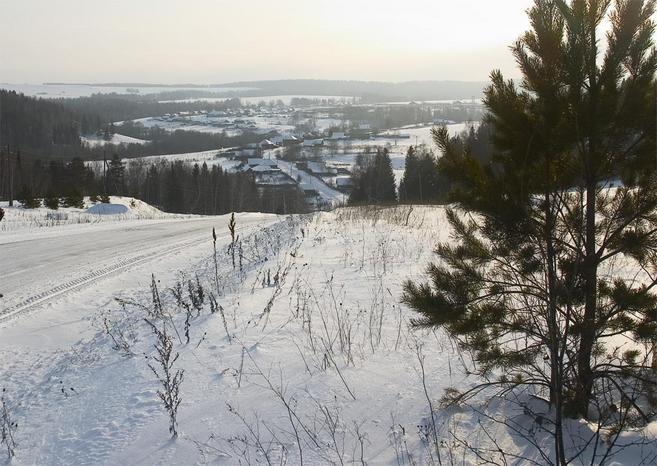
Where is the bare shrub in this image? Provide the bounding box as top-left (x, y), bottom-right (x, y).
top-left (103, 310), bottom-right (136, 357)
top-left (145, 319), bottom-right (184, 438)
top-left (1, 389), bottom-right (17, 461)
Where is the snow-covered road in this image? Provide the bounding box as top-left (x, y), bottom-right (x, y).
top-left (275, 158), bottom-right (348, 206)
top-left (0, 214), bottom-right (275, 321)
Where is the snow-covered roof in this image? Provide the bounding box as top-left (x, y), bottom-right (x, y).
top-left (335, 176), bottom-right (353, 186)
top-left (237, 149), bottom-right (258, 156)
top-left (303, 139), bottom-right (324, 147)
top-left (250, 164), bottom-right (279, 172)
top-left (247, 158), bottom-right (278, 167)
top-left (254, 172), bottom-right (295, 186)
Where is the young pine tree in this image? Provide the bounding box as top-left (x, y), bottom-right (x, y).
top-left (18, 186), bottom-right (40, 209)
top-left (107, 154), bottom-right (125, 196)
top-left (399, 145), bottom-right (442, 203)
top-left (63, 189), bottom-right (85, 209)
top-left (349, 148), bottom-right (397, 204)
top-left (404, 0), bottom-right (656, 463)
top-left (44, 192), bottom-right (59, 210)
top-left (399, 146), bottom-right (419, 202)
top-left (374, 148), bottom-right (397, 203)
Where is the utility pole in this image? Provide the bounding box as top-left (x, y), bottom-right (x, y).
top-left (0, 150), bottom-right (5, 203)
top-left (0, 150), bottom-right (4, 202)
top-left (9, 149), bottom-right (14, 207)
top-left (2, 147), bottom-right (16, 207)
top-left (103, 150), bottom-right (108, 197)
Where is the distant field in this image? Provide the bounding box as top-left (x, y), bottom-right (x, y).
top-left (159, 94), bottom-right (357, 105)
top-left (0, 83), bottom-right (254, 99)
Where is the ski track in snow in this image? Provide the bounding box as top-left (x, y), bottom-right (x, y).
top-left (0, 216), bottom-right (271, 322)
top-left (1, 235), bottom-right (203, 322)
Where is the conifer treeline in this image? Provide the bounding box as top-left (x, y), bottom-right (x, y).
top-left (0, 90), bottom-right (83, 154)
top-left (59, 93), bottom-right (242, 129)
top-left (123, 159), bottom-right (308, 214)
top-left (11, 154), bottom-right (308, 215)
top-left (398, 145), bottom-right (443, 203)
top-left (349, 122), bottom-right (492, 205)
top-left (348, 148), bottom-right (398, 204)
top-left (0, 90), bottom-right (262, 161)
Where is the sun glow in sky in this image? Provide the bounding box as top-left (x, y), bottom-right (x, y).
top-left (1, 0), bottom-right (534, 84)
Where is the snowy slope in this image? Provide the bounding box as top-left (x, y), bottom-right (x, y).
top-left (81, 134), bottom-right (149, 147)
top-left (1, 205), bottom-right (655, 465)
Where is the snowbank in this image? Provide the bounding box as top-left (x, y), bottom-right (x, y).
top-left (0, 196), bottom-right (183, 239)
top-left (86, 203), bottom-right (129, 215)
top-left (81, 133), bottom-right (149, 147)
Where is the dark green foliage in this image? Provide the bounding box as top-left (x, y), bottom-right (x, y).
top-left (62, 190), bottom-right (84, 209)
top-left (44, 193), bottom-right (59, 210)
top-left (107, 155), bottom-right (126, 196)
top-left (18, 186), bottom-right (40, 209)
top-left (0, 91), bottom-right (271, 162)
top-left (0, 90), bottom-right (82, 155)
top-left (2, 151), bottom-right (308, 215)
top-left (404, 1), bottom-right (657, 453)
top-left (398, 145), bottom-right (443, 203)
top-left (349, 148), bottom-right (397, 205)
top-left (122, 160), bottom-right (305, 215)
top-left (61, 93), bottom-right (242, 133)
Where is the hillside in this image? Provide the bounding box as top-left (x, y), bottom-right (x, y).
top-left (1, 204), bottom-right (655, 465)
top-left (0, 90), bottom-right (86, 157)
top-left (69, 79), bottom-right (488, 102)
top-left (213, 79), bottom-right (487, 102)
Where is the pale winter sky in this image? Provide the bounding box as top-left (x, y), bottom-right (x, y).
top-left (0, 0), bottom-right (535, 84)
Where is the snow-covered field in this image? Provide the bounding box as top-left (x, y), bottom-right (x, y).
top-left (127, 113), bottom-right (295, 137)
top-left (85, 150), bottom-right (226, 172)
top-left (159, 95), bottom-right (355, 105)
top-left (375, 122), bottom-right (479, 149)
top-left (2, 203), bottom-right (654, 465)
top-left (1, 84), bottom-right (253, 99)
top-left (81, 134), bottom-right (150, 147)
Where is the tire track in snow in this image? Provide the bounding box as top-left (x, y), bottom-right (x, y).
top-left (0, 223), bottom-right (262, 323)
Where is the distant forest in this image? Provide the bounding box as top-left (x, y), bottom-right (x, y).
top-left (0, 85), bottom-right (483, 164)
top-left (0, 90), bottom-right (262, 161)
top-left (219, 79), bottom-right (487, 102)
top-left (77, 79), bottom-right (487, 102)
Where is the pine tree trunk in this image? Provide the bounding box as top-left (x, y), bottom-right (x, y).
top-left (573, 19), bottom-right (601, 419)
top-left (573, 137), bottom-right (599, 419)
top-left (650, 339), bottom-right (657, 408)
top-left (545, 182), bottom-right (567, 465)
